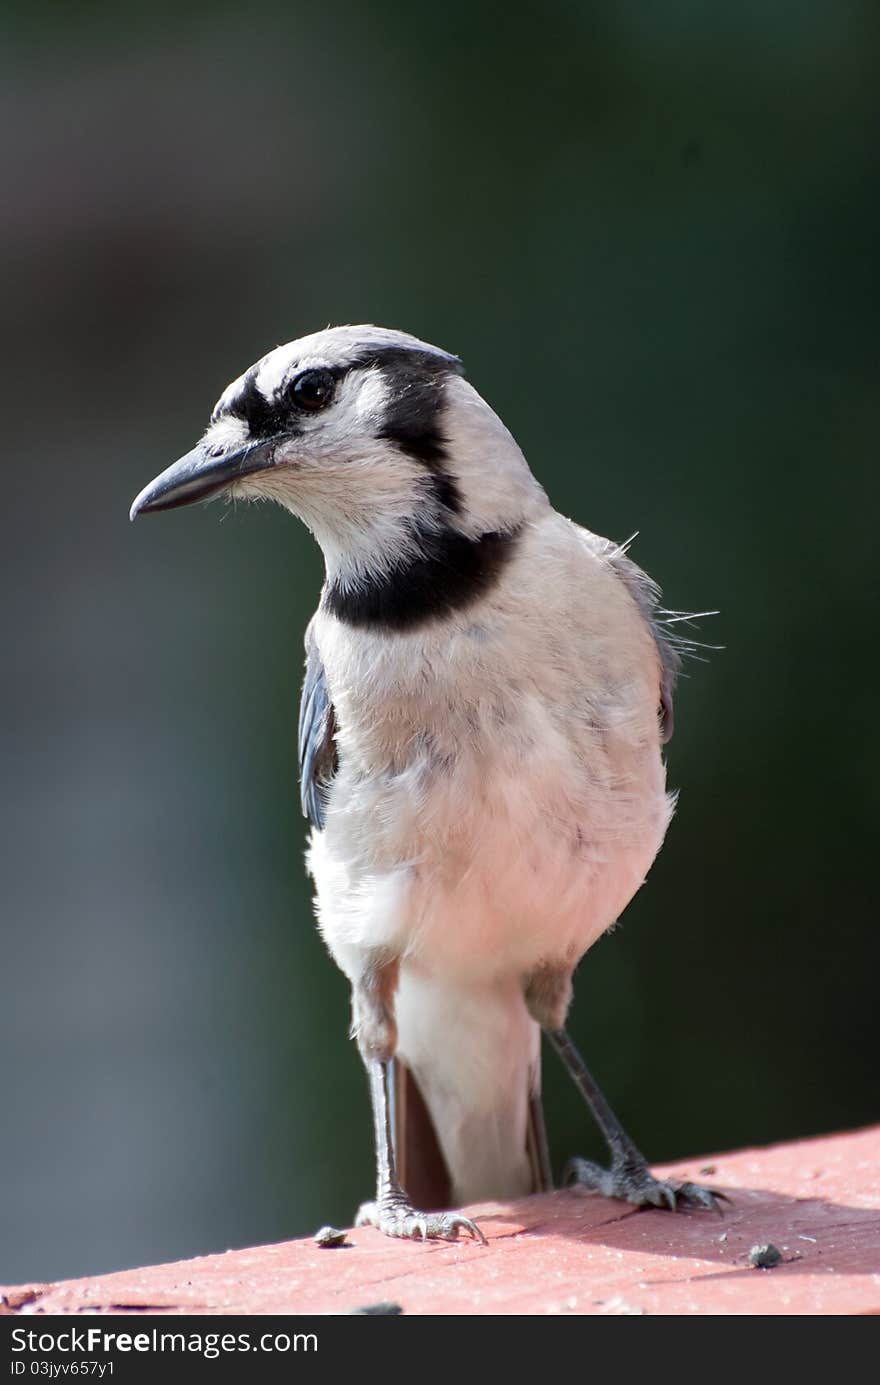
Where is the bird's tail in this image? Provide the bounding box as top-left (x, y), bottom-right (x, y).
top-left (392, 972), bottom-right (550, 1209)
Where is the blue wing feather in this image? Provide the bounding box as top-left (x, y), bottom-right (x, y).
top-left (298, 623), bottom-right (337, 829)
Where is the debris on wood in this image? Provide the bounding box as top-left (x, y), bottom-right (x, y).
top-left (350, 1302), bottom-right (403, 1315)
top-left (314, 1226), bottom-right (349, 1248)
top-left (748, 1243), bottom-right (782, 1269)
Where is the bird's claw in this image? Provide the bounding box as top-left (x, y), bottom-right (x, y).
top-left (356, 1196), bottom-right (487, 1244)
top-left (563, 1156), bottom-right (727, 1214)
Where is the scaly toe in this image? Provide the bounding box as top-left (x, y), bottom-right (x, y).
top-left (672, 1180), bottom-right (728, 1214)
top-left (436, 1213), bottom-right (487, 1245)
top-left (355, 1198), bottom-right (486, 1244)
top-left (564, 1157), bottom-right (725, 1215)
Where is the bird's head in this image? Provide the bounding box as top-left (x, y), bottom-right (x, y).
top-left (130, 326), bottom-right (545, 595)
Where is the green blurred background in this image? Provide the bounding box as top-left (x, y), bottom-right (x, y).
top-left (2, 1), bottom-right (877, 1283)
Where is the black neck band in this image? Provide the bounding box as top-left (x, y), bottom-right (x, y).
top-left (324, 523), bottom-right (522, 632)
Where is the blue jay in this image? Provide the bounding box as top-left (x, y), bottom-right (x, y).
top-left (131, 325), bottom-right (721, 1243)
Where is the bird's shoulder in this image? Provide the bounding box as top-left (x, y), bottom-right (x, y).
top-left (567, 521), bottom-right (680, 743)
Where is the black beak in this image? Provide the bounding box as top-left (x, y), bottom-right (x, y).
top-left (129, 437), bottom-right (283, 520)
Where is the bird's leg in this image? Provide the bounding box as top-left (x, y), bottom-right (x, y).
top-left (546, 1026), bottom-right (724, 1213)
top-left (355, 1059), bottom-right (486, 1243)
top-left (351, 958), bottom-right (485, 1244)
top-left (525, 966), bottom-right (721, 1212)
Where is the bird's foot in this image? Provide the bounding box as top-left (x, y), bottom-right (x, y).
top-left (355, 1190), bottom-right (486, 1244)
top-left (563, 1156), bottom-right (726, 1214)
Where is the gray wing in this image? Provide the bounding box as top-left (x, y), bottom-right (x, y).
top-left (298, 622), bottom-right (337, 830)
top-left (606, 548), bottom-right (681, 744)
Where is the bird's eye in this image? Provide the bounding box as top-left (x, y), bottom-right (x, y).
top-left (289, 368), bottom-right (336, 412)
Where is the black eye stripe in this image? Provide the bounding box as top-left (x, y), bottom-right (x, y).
top-left (214, 364), bottom-right (341, 436)
top-left (219, 367), bottom-right (291, 438)
top-left (211, 346), bottom-right (464, 450)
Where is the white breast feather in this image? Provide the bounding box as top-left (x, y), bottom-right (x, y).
top-left (307, 509), bottom-right (673, 990)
